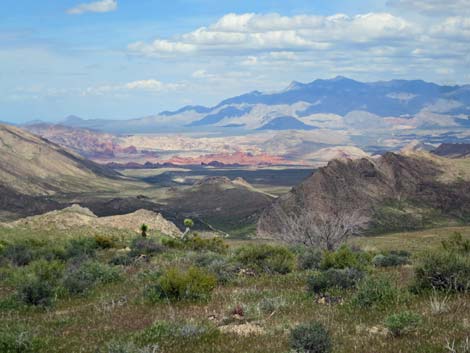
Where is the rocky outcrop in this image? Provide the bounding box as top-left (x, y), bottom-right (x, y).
top-left (257, 152), bottom-right (470, 236)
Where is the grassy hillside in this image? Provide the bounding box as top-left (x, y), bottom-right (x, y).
top-left (0, 226), bottom-right (468, 353)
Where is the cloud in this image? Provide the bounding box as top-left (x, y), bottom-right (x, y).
top-left (128, 12), bottom-right (415, 57)
top-left (388, 0), bottom-right (470, 15)
top-left (83, 79), bottom-right (185, 95)
top-left (67, 0), bottom-right (117, 15)
top-left (432, 17), bottom-right (470, 41)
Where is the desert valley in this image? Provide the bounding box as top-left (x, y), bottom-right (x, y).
top-left (1, 1), bottom-right (470, 352)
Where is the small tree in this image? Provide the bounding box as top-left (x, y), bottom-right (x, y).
top-left (269, 205), bottom-right (368, 251)
top-left (182, 218), bottom-right (194, 240)
top-left (140, 224), bottom-right (149, 238)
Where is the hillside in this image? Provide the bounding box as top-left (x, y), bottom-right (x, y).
top-left (432, 143), bottom-right (470, 158)
top-left (5, 204), bottom-right (181, 237)
top-left (258, 152), bottom-right (470, 237)
top-left (0, 124), bottom-right (151, 220)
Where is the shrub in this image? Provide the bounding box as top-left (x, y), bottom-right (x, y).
top-left (307, 268), bottom-right (364, 294)
top-left (235, 244), bottom-right (295, 274)
top-left (192, 252), bottom-right (238, 284)
top-left (185, 236), bottom-right (228, 253)
top-left (442, 232), bottom-right (470, 254)
top-left (298, 248), bottom-right (323, 270)
top-left (109, 254), bottom-right (133, 266)
top-left (0, 326), bottom-right (42, 353)
top-left (63, 260), bottom-right (121, 295)
top-left (145, 267), bottom-right (216, 302)
top-left (372, 252), bottom-right (410, 268)
top-left (14, 260), bottom-right (64, 307)
top-left (3, 244), bottom-right (33, 266)
top-left (384, 311), bottom-right (422, 337)
top-left (129, 237), bottom-right (164, 257)
top-left (351, 275), bottom-right (403, 309)
top-left (65, 237), bottom-right (99, 259)
top-left (17, 278), bottom-right (55, 307)
top-left (94, 235), bottom-right (115, 249)
top-left (320, 245), bottom-right (370, 271)
top-left (413, 250), bottom-right (470, 292)
top-left (290, 321), bottom-right (332, 353)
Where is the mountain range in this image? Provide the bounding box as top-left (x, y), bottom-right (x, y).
top-left (40, 76), bottom-right (470, 134)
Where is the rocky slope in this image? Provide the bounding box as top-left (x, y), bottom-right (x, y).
top-left (5, 205), bottom-right (181, 237)
top-left (258, 152), bottom-right (470, 237)
top-left (432, 143), bottom-right (470, 158)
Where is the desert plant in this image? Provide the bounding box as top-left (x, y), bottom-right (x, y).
top-left (269, 205), bottom-right (368, 250)
top-left (129, 237), bottom-right (164, 257)
top-left (185, 236), bottom-right (228, 253)
top-left (0, 326), bottom-right (42, 353)
top-left (290, 321), bottom-right (332, 353)
top-left (3, 244), bottom-right (33, 266)
top-left (351, 275), bottom-right (404, 309)
top-left (235, 244), bottom-right (295, 274)
top-left (145, 266), bottom-right (216, 302)
top-left (65, 237), bottom-right (99, 259)
top-left (384, 311), bottom-right (422, 337)
top-left (298, 248), bottom-right (323, 270)
top-left (63, 260), bottom-right (121, 295)
top-left (442, 232), bottom-right (470, 254)
top-left (413, 250), bottom-right (470, 292)
top-left (372, 252), bottom-right (410, 267)
top-left (94, 235), bottom-right (116, 249)
top-left (182, 218), bottom-right (194, 239)
top-left (429, 290), bottom-right (450, 315)
top-left (140, 224), bottom-right (149, 238)
top-left (320, 245), bottom-right (371, 271)
top-left (445, 337), bottom-right (470, 353)
top-left (307, 268), bottom-right (364, 294)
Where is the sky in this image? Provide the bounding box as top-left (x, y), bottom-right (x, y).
top-left (1, 0), bottom-right (469, 123)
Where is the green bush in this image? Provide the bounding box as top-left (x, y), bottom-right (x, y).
top-left (413, 250), bottom-right (470, 292)
top-left (235, 244), bottom-right (295, 274)
top-left (384, 311), bottom-right (422, 337)
top-left (129, 237), bottom-right (165, 257)
top-left (192, 252), bottom-right (238, 284)
top-left (14, 260), bottom-right (64, 307)
top-left (0, 325), bottom-right (42, 353)
top-left (307, 268), bottom-right (364, 294)
top-left (145, 267), bottom-right (216, 302)
top-left (351, 275), bottom-right (404, 309)
top-left (63, 260), bottom-right (121, 295)
top-left (298, 248), bottom-right (323, 270)
top-left (163, 236), bottom-right (228, 253)
top-left (109, 254), bottom-right (133, 266)
top-left (65, 237), bottom-right (99, 259)
top-left (320, 245), bottom-right (371, 271)
top-left (290, 321), bottom-right (332, 353)
top-left (372, 252), bottom-right (410, 268)
top-left (3, 244), bottom-right (34, 266)
top-left (17, 278), bottom-right (55, 307)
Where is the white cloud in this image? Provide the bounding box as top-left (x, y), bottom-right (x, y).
top-left (83, 79), bottom-right (185, 95)
top-left (67, 0), bottom-right (117, 15)
top-left (129, 12), bottom-right (415, 57)
top-left (432, 17), bottom-right (470, 41)
top-left (388, 0), bottom-right (470, 15)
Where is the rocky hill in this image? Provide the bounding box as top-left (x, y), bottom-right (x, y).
top-left (258, 152), bottom-right (470, 237)
top-left (4, 205), bottom-right (181, 237)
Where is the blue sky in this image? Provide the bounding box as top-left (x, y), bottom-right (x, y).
top-left (1, 0), bottom-right (469, 122)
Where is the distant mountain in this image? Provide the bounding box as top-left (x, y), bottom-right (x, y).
top-left (258, 151), bottom-right (470, 237)
top-left (55, 77), bottom-right (470, 134)
top-left (432, 143), bottom-right (470, 158)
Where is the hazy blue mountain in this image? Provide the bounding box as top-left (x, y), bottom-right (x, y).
top-left (53, 77), bottom-right (470, 133)
top-left (257, 117), bottom-right (318, 131)
top-left (188, 106), bottom-right (252, 126)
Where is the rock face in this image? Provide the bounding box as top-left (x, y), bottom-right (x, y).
top-left (7, 205), bottom-right (181, 237)
top-left (257, 152), bottom-right (470, 237)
